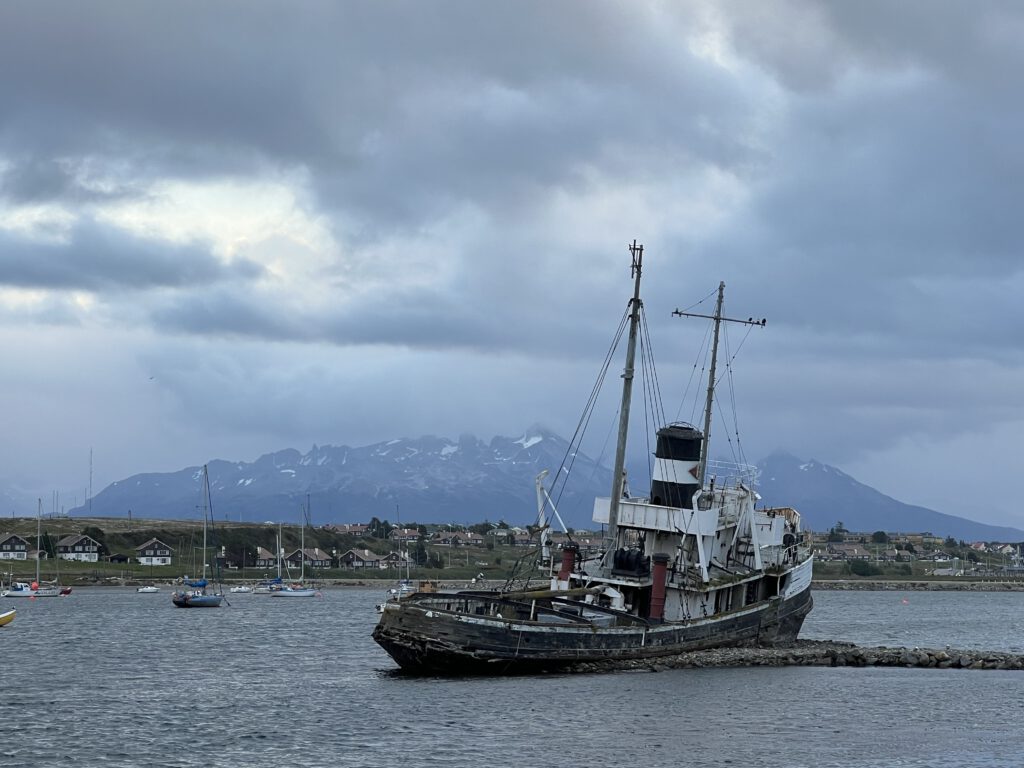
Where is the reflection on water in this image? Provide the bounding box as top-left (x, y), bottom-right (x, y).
top-left (2, 588), bottom-right (1023, 767)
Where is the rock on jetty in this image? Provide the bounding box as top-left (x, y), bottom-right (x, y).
top-left (569, 640), bottom-right (1024, 674)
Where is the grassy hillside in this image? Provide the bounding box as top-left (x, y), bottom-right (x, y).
top-left (0, 516), bottom-right (538, 585)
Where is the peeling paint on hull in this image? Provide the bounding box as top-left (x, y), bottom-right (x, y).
top-left (373, 586), bottom-right (813, 675)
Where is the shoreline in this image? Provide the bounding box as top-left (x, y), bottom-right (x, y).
top-left (45, 577), bottom-right (1024, 592)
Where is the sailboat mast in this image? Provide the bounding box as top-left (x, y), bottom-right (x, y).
top-left (201, 467), bottom-right (208, 581)
top-left (36, 498), bottom-right (42, 584)
top-left (606, 241), bottom-right (644, 547)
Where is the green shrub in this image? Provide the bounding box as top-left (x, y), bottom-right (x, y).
top-left (849, 559), bottom-right (881, 577)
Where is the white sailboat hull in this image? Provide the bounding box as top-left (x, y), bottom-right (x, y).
top-left (2, 589), bottom-right (37, 598)
top-left (2, 582), bottom-right (60, 598)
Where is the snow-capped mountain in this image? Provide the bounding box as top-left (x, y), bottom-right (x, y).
top-left (69, 427), bottom-right (612, 527)
top-left (756, 451), bottom-right (1024, 541)
top-left (42, 437), bottom-right (1024, 540)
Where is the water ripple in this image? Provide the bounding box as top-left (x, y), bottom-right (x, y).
top-left (2, 588), bottom-right (1023, 766)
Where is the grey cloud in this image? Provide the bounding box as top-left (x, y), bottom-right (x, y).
top-left (721, 1), bottom-right (1024, 92)
top-left (148, 289), bottom-right (305, 342)
top-left (0, 3), bottom-right (755, 229)
top-left (0, 293), bottom-right (83, 327)
top-left (0, 157), bottom-right (81, 203)
top-left (0, 220), bottom-right (263, 292)
top-left (1, 1), bottom-right (1023, 528)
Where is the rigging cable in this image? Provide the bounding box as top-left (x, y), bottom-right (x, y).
top-left (673, 286), bottom-right (718, 423)
top-left (719, 320), bottom-right (759, 470)
top-left (545, 306), bottom-right (630, 527)
top-left (639, 306), bottom-right (669, 491)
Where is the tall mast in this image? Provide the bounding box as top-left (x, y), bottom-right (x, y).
top-left (534, 470), bottom-right (551, 566)
top-left (606, 241), bottom-right (644, 547)
top-left (36, 498), bottom-right (42, 584)
top-left (300, 515), bottom-right (305, 583)
top-left (699, 282), bottom-right (725, 485)
top-left (673, 282), bottom-right (765, 486)
top-left (201, 466), bottom-right (209, 581)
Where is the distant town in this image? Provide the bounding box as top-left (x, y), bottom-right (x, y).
top-left (1, 515), bottom-right (1022, 585)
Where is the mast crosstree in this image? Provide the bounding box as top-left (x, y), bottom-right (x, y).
top-left (672, 281), bottom-right (765, 486)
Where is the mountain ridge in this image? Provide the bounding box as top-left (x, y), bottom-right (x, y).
top-left (755, 451), bottom-right (1023, 542)
top-left (5, 431), bottom-right (1020, 542)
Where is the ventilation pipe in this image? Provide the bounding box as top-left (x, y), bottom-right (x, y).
top-left (558, 543), bottom-right (578, 582)
top-left (649, 553), bottom-right (670, 622)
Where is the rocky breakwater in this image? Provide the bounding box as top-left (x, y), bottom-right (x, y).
top-left (569, 640), bottom-right (1024, 674)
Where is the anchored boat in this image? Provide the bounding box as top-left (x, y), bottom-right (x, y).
top-left (1, 500), bottom-right (69, 599)
top-left (373, 243), bottom-right (814, 674)
top-left (171, 465), bottom-right (225, 609)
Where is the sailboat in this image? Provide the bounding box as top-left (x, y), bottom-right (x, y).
top-left (375, 530), bottom-right (415, 615)
top-left (253, 525), bottom-right (285, 594)
top-left (1, 500), bottom-right (65, 599)
top-left (373, 243), bottom-right (814, 673)
top-left (171, 466), bottom-right (225, 608)
top-left (378, 508), bottom-right (414, 610)
top-left (50, 523), bottom-right (73, 596)
top-left (270, 506), bottom-right (319, 597)
top-left (228, 545), bottom-right (253, 592)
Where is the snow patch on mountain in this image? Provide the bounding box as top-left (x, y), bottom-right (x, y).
top-left (516, 435), bottom-right (543, 450)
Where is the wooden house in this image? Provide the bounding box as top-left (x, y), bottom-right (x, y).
top-left (135, 538), bottom-right (174, 566)
top-left (255, 547), bottom-right (278, 569)
top-left (381, 551), bottom-right (411, 569)
top-left (389, 528), bottom-right (420, 544)
top-left (0, 533), bottom-right (31, 560)
top-left (56, 534), bottom-right (101, 563)
top-left (284, 547), bottom-right (332, 570)
top-left (339, 548), bottom-right (383, 569)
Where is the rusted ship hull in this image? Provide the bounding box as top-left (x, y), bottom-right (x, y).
top-left (373, 584), bottom-right (813, 675)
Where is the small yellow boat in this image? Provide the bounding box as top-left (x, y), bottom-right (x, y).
top-left (0, 608), bottom-right (15, 627)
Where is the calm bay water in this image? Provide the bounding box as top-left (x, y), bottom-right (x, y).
top-left (2, 587), bottom-right (1023, 767)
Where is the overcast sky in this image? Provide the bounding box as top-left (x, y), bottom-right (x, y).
top-left (2, 1), bottom-right (1022, 527)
